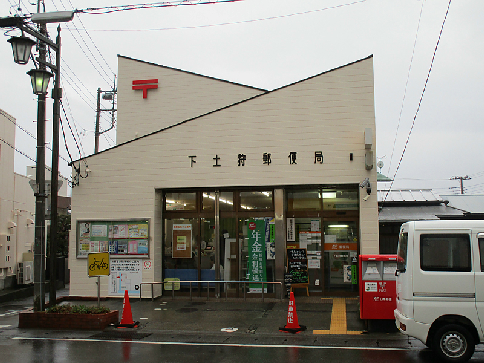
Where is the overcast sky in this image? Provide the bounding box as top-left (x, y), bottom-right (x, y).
top-left (1, 0), bottom-right (483, 195)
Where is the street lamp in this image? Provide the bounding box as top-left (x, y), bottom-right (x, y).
top-left (27, 69), bottom-right (53, 95)
top-left (7, 35), bottom-right (36, 65)
top-left (1, 11), bottom-right (74, 311)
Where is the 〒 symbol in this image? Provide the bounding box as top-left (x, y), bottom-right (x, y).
top-left (132, 79), bottom-right (158, 99)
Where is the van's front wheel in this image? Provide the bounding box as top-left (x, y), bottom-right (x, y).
top-left (433, 324), bottom-right (475, 363)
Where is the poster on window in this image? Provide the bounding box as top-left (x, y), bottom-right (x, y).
top-left (109, 259), bottom-right (142, 296)
top-left (172, 224), bottom-right (192, 258)
top-left (248, 219), bottom-right (267, 293)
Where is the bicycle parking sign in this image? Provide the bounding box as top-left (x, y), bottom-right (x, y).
top-left (88, 252), bottom-right (110, 277)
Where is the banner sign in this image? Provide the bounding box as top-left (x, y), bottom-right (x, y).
top-left (248, 219), bottom-right (267, 293)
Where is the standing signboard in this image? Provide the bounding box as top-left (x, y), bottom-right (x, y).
top-left (287, 248), bottom-right (309, 296)
top-left (88, 252), bottom-right (110, 306)
top-left (109, 259), bottom-right (142, 296)
top-left (88, 252), bottom-right (110, 277)
top-left (248, 219), bottom-right (267, 293)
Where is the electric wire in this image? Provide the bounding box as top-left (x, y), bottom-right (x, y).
top-left (50, 0), bottom-right (113, 84)
top-left (387, 0), bottom-right (426, 176)
top-left (73, 0), bottom-right (368, 31)
top-left (60, 100), bottom-right (85, 161)
top-left (65, 0), bottom-right (115, 75)
top-left (0, 136), bottom-right (36, 164)
top-left (59, 88), bottom-right (87, 157)
top-left (381, 0), bottom-right (452, 206)
top-left (1, 107), bottom-right (71, 165)
top-left (75, 0), bottom-right (245, 14)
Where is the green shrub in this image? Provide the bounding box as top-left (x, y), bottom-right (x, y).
top-left (46, 304), bottom-right (111, 314)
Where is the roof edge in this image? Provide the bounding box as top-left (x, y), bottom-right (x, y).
top-left (117, 54), bottom-right (268, 92)
top-left (269, 54), bottom-right (373, 92)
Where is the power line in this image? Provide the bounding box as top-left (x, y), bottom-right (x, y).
top-left (387, 0), bottom-right (426, 176)
top-left (382, 0), bottom-right (452, 206)
top-left (72, 0), bottom-right (368, 31)
top-left (75, 0), bottom-right (245, 15)
top-left (65, 0), bottom-right (115, 75)
top-left (51, 0), bottom-right (113, 84)
top-left (0, 136), bottom-right (36, 164)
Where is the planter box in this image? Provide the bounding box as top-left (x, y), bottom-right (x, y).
top-left (19, 310), bottom-right (119, 330)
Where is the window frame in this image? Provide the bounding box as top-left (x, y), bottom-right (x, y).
top-left (420, 233), bottom-right (471, 272)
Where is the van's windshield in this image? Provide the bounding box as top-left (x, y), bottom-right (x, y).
top-left (397, 232), bottom-right (408, 272)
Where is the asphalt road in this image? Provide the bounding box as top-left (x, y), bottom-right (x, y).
top-left (3, 336), bottom-right (484, 363)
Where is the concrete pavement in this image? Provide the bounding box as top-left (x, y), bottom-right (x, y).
top-left (0, 284), bottom-right (425, 350)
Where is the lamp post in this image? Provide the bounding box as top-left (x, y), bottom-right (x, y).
top-left (1, 11), bottom-right (73, 310)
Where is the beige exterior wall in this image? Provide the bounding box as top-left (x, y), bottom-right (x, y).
top-left (0, 110), bottom-right (35, 286)
top-left (116, 56), bottom-right (266, 144)
top-left (70, 56), bottom-right (378, 297)
top-left (13, 173), bottom-right (35, 262)
top-left (0, 110), bottom-right (17, 279)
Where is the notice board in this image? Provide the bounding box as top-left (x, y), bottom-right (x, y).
top-left (287, 248), bottom-right (309, 285)
top-left (77, 219), bottom-right (149, 258)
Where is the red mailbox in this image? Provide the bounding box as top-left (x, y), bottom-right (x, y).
top-left (359, 254), bottom-right (397, 320)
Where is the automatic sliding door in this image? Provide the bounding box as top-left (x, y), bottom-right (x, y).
top-left (323, 221), bottom-right (358, 292)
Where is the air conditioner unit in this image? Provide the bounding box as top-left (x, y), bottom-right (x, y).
top-left (17, 261), bottom-right (34, 285)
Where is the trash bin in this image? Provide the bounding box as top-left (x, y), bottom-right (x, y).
top-left (359, 254), bottom-right (397, 320)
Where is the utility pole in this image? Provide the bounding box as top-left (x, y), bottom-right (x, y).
top-left (450, 175), bottom-right (471, 195)
top-left (33, 0), bottom-right (47, 312)
top-left (94, 77), bottom-right (117, 153)
top-left (48, 24), bottom-right (62, 307)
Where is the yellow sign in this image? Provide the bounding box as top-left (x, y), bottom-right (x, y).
top-left (88, 252), bottom-right (110, 277)
top-left (164, 278), bottom-right (180, 291)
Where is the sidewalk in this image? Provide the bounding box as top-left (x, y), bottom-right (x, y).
top-left (1, 285), bottom-right (420, 349)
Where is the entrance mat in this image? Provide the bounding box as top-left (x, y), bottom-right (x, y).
top-left (91, 331), bottom-right (152, 340)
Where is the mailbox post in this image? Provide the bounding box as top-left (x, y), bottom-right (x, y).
top-left (359, 254), bottom-right (398, 320)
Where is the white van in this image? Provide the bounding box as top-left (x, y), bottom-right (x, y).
top-left (394, 220), bottom-right (484, 363)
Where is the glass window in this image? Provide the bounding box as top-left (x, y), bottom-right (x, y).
top-left (165, 192), bottom-right (196, 211)
top-left (397, 232), bottom-right (408, 272)
top-left (202, 192), bottom-right (234, 211)
top-left (239, 191), bottom-right (273, 210)
top-left (420, 234), bottom-right (471, 272)
top-left (287, 190), bottom-right (321, 211)
top-left (479, 238), bottom-right (484, 271)
top-left (322, 189), bottom-right (358, 210)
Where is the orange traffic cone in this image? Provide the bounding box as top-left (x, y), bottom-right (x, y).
top-left (279, 292), bottom-right (306, 333)
top-left (116, 290), bottom-right (139, 328)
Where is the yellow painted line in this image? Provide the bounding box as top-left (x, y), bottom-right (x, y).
top-left (313, 298), bottom-right (362, 335)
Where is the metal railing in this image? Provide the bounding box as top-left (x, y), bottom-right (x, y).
top-left (139, 280), bottom-right (283, 302)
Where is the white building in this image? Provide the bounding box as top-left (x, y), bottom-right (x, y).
top-left (0, 109), bottom-right (35, 289)
top-left (69, 55), bottom-right (378, 298)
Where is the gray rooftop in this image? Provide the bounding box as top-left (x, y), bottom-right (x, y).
top-left (377, 189), bottom-right (442, 203)
top-left (441, 194), bottom-right (484, 214)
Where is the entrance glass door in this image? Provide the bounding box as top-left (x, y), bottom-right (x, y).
top-left (323, 221), bottom-right (358, 292)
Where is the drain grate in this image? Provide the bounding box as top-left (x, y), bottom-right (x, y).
top-left (91, 331), bottom-right (152, 340)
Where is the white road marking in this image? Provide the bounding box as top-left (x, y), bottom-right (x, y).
top-left (11, 337), bottom-right (410, 351)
